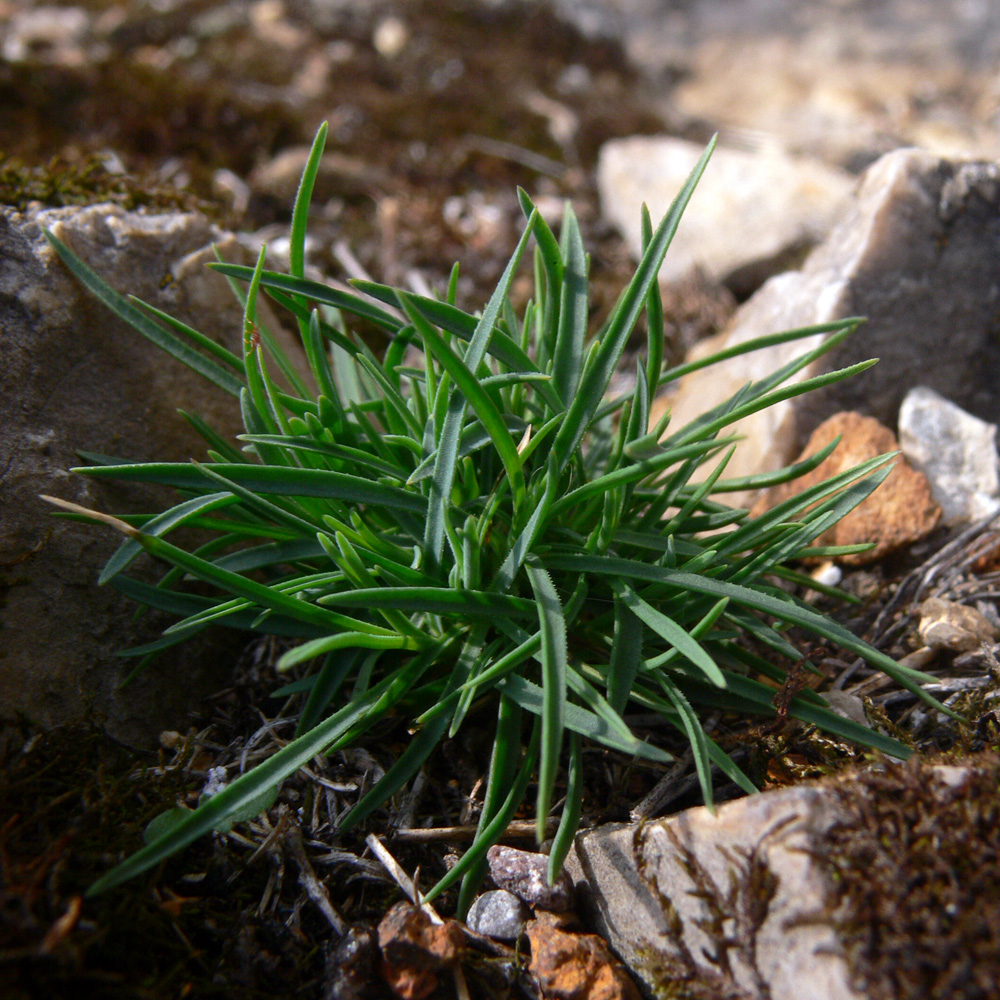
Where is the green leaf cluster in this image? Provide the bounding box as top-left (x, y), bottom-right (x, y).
top-left (45, 124), bottom-right (942, 906)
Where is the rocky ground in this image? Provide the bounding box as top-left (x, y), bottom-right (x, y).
top-left (3, 1), bottom-right (1000, 998)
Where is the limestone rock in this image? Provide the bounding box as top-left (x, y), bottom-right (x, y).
top-left (670, 31), bottom-right (1000, 168)
top-left (0, 203), bottom-right (300, 748)
top-left (917, 597), bottom-right (999, 653)
top-left (752, 412), bottom-right (940, 564)
top-left (555, 0), bottom-right (1000, 167)
top-left (568, 784), bottom-right (860, 1000)
top-left (598, 136), bottom-right (853, 292)
top-left (898, 386), bottom-right (1000, 525)
top-left (567, 758), bottom-right (999, 1000)
top-left (662, 150), bottom-right (1000, 487)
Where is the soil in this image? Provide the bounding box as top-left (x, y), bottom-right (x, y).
top-left (2, 2), bottom-right (999, 998)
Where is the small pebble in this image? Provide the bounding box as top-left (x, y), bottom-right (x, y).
top-left (466, 890), bottom-right (529, 941)
top-left (918, 596), bottom-right (999, 652)
top-left (373, 16), bottom-right (408, 59)
top-left (487, 845), bottom-right (574, 912)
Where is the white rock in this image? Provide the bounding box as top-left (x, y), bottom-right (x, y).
top-left (372, 16), bottom-right (408, 59)
top-left (2, 6), bottom-right (90, 64)
top-left (465, 890), bottom-right (529, 941)
top-left (898, 387), bottom-right (1000, 525)
top-left (598, 136), bottom-right (853, 291)
top-left (554, 0), bottom-right (1000, 166)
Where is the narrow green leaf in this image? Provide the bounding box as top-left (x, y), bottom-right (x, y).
top-left (500, 673), bottom-right (673, 763)
top-left (290, 121), bottom-right (328, 280)
top-left (641, 204), bottom-right (665, 401)
top-left (353, 281), bottom-right (563, 412)
top-left (549, 137), bottom-right (716, 474)
top-left (75, 462), bottom-right (428, 513)
top-left (709, 436), bottom-right (841, 492)
top-left (655, 672), bottom-right (715, 808)
top-left (340, 647), bottom-right (466, 831)
top-left (551, 203), bottom-right (588, 405)
top-left (518, 188), bottom-right (564, 286)
top-left (526, 562), bottom-right (567, 842)
top-left (100, 493), bottom-right (237, 584)
top-left (408, 215), bottom-right (536, 565)
top-left (210, 264), bottom-right (404, 334)
top-left (544, 554), bottom-right (947, 711)
top-left (548, 436), bottom-right (736, 518)
top-left (607, 597), bottom-right (642, 714)
top-left (128, 297), bottom-right (245, 374)
top-left (448, 626), bottom-right (490, 737)
top-left (403, 297), bottom-right (527, 525)
top-left (456, 694), bottom-right (522, 918)
top-left (44, 229), bottom-right (245, 397)
top-left (613, 580), bottom-right (726, 688)
top-left (423, 720), bottom-right (541, 905)
top-left (548, 732), bottom-right (582, 884)
top-left (659, 318), bottom-right (863, 385)
top-left (298, 649), bottom-right (359, 735)
top-left (319, 585), bottom-right (535, 620)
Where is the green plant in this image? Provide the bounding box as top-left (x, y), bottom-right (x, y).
top-left (44, 124), bottom-right (944, 908)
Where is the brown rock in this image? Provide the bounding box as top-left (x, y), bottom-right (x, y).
top-left (377, 901), bottom-right (466, 998)
top-left (526, 909), bottom-right (641, 1000)
top-left (379, 963), bottom-right (438, 1000)
top-left (377, 901), bottom-right (464, 971)
top-left (752, 412), bottom-right (940, 565)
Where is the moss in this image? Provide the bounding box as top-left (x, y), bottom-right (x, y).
top-left (0, 154), bottom-right (208, 213)
top-left (820, 755), bottom-right (1000, 1000)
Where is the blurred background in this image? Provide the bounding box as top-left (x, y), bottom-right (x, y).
top-left (3, 0), bottom-right (997, 319)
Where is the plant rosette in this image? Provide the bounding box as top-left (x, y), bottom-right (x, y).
top-left (43, 124), bottom-right (945, 911)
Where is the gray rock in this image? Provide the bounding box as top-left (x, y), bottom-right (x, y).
top-left (465, 890), bottom-right (529, 941)
top-left (898, 387), bottom-right (1000, 525)
top-left (567, 785), bottom-right (861, 1000)
top-left (599, 137), bottom-right (853, 293)
top-left (662, 149), bottom-right (1000, 497)
top-left (567, 761), bottom-right (993, 1000)
top-left (487, 845), bottom-right (574, 912)
top-left (0, 203), bottom-right (301, 749)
